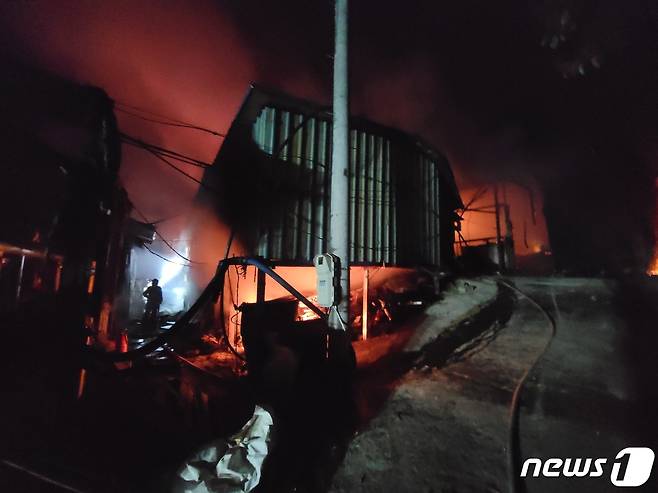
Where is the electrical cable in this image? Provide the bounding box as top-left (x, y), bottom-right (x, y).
top-left (119, 140), bottom-right (212, 265)
top-left (215, 226), bottom-right (243, 359)
top-left (118, 104), bottom-right (452, 264)
top-left (274, 116), bottom-right (310, 158)
top-left (120, 133), bottom-right (212, 168)
top-left (114, 103), bottom-right (226, 137)
top-left (330, 305), bottom-right (348, 331)
top-left (152, 229), bottom-right (204, 265)
top-left (0, 459), bottom-right (89, 493)
top-left (218, 279), bottom-right (246, 361)
top-left (234, 265), bottom-right (242, 308)
top-left (132, 206), bottom-right (205, 265)
top-left (233, 265), bottom-right (243, 339)
top-left (156, 230), bottom-right (241, 365)
top-left (121, 138), bottom-right (220, 195)
top-left (123, 141), bottom-right (210, 169)
top-left (115, 101), bottom-right (197, 124)
top-left (143, 244), bottom-right (190, 267)
top-left (141, 145), bottom-right (206, 186)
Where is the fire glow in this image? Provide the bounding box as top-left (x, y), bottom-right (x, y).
top-left (648, 255), bottom-right (658, 277)
top-left (649, 179), bottom-right (658, 277)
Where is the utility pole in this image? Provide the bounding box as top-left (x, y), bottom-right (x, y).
top-left (329, 0), bottom-right (350, 330)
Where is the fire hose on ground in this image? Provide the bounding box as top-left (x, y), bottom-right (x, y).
top-left (498, 278), bottom-right (557, 493)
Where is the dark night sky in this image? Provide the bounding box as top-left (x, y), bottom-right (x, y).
top-left (0, 0), bottom-right (656, 272)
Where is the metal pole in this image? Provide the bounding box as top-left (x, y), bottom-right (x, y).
top-left (329, 0), bottom-right (350, 330)
top-left (15, 254), bottom-right (26, 304)
top-left (493, 185), bottom-right (505, 271)
top-left (54, 262), bottom-right (63, 293)
top-left (256, 268), bottom-right (266, 303)
top-left (504, 203), bottom-right (514, 269)
top-left (362, 267), bottom-right (369, 340)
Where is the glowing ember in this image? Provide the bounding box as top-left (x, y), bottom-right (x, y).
top-left (297, 296), bottom-right (322, 321)
top-left (201, 334), bottom-right (220, 345)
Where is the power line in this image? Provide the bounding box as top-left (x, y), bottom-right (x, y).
top-left (132, 205), bottom-right (205, 265)
top-left (120, 132), bottom-right (212, 168)
top-left (120, 137), bottom-right (225, 266)
top-left (114, 101), bottom-right (191, 123)
top-left (144, 146), bottom-right (205, 186)
top-left (113, 102), bottom-right (226, 137)
top-left (121, 136), bottom-right (211, 168)
top-left (124, 139), bottom-right (219, 194)
top-left (143, 244), bottom-right (191, 267)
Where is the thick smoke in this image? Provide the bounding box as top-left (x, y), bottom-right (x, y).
top-left (1, 0), bottom-right (656, 274)
top-left (0, 0), bottom-right (252, 243)
top-left (222, 0), bottom-right (657, 272)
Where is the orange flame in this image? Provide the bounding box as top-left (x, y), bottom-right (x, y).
top-left (648, 254), bottom-right (658, 276)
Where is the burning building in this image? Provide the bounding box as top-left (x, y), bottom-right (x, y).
top-left (175, 85), bottom-right (464, 345)
top-left (196, 85), bottom-right (463, 270)
top-left (0, 61), bottom-right (130, 342)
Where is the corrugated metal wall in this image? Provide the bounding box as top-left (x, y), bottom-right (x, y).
top-left (349, 129), bottom-right (396, 264)
top-left (252, 107), bottom-right (332, 262)
top-left (251, 105), bottom-right (448, 267)
top-left (421, 152), bottom-right (441, 265)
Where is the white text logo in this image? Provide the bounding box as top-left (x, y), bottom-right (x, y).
top-left (521, 447), bottom-right (654, 487)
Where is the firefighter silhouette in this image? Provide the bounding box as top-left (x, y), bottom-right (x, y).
top-left (142, 279), bottom-right (163, 326)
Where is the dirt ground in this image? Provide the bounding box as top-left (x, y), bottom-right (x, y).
top-left (332, 279), bottom-right (542, 493)
top-left (330, 277), bottom-right (658, 493)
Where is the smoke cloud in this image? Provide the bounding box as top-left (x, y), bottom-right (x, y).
top-left (1, 0), bottom-right (656, 273)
